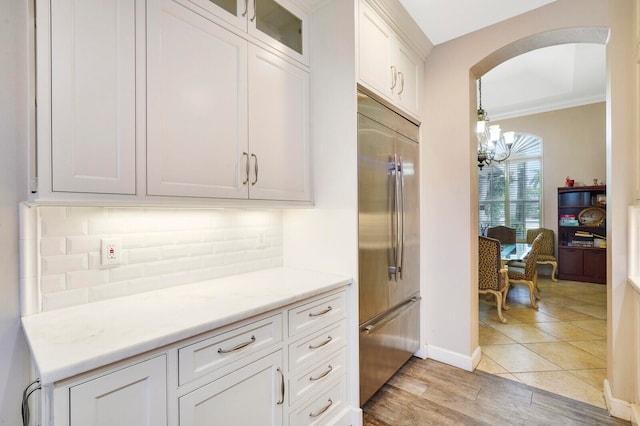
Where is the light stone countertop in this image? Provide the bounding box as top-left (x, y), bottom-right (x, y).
top-left (22, 267), bottom-right (352, 385)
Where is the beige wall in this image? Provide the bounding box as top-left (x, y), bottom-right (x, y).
top-left (420, 0), bottom-right (635, 412)
top-left (496, 102), bottom-right (606, 238)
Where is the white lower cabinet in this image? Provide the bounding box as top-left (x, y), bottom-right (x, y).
top-left (289, 378), bottom-right (347, 426)
top-left (179, 351), bottom-right (284, 425)
top-left (68, 355), bottom-right (167, 426)
top-left (46, 289), bottom-right (348, 425)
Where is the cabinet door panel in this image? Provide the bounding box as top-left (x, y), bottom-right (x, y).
top-left (179, 351), bottom-right (283, 426)
top-left (250, 0), bottom-right (308, 65)
top-left (147, 0), bottom-right (248, 199)
top-left (584, 249), bottom-right (607, 283)
top-left (69, 356), bottom-right (167, 426)
top-left (51, 0), bottom-right (136, 194)
top-left (185, 0), bottom-right (246, 31)
top-left (558, 248), bottom-right (584, 275)
top-left (248, 45), bottom-right (310, 201)
top-left (358, 1), bottom-right (394, 99)
top-left (393, 38), bottom-right (422, 117)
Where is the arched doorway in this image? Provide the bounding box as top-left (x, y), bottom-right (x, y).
top-left (471, 28), bottom-right (608, 408)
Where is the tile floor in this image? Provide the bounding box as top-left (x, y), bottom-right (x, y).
top-left (478, 276), bottom-right (608, 409)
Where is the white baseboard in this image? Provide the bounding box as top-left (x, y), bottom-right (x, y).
top-left (604, 378), bottom-right (631, 421)
top-left (414, 345), bottom-right (428, 359)
top-left (340, 406), bottom-right (362, 426)
top-left (426, 344), bottom-right (476, 371)
top-left (631, 403), bottom-right (639, 426)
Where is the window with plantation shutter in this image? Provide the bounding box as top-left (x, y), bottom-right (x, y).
top-left (478, 133), bottom-right (542, 241)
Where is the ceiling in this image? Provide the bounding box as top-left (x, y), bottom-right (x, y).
top-left (398, 0), bottom-right (607, 119)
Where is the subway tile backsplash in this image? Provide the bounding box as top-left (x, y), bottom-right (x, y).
top-left (36, 206), bottom-right (283, 312)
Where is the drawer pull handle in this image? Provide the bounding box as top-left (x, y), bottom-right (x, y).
top-left (218, 335), bottom-right (256, 354)
top-left (309, 365), bottom-right (333, 381)
top-left (308, 336), bottom-right (332, 349)
top-left (309, 306), bottom-right (332, 317)
top-left (277, 368), bottom-right (285, 405)
top-left (309, 398), bottom-right (333, 418)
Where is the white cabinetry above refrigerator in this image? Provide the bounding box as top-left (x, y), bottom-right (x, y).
top-left (32, 0), bottom-right (311, 205)
top-left (357, 0), bottom-right (424, 119)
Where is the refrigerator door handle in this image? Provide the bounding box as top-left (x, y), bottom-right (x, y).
top-left (394, 154), bottom-right (401, 281)
top-left (361, 297), bottom-right (420, 335)
top-left (398, 156), bottom-right (405, 279)
top-left (388, 155), bottom-right (399, 278)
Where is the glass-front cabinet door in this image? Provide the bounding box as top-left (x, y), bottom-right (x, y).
top-left (251, 0), bottom-right (308, 64)
top-left (185, 0), bottom-right (309, 65)
top-left (186, 0), bottom-right (246, 30)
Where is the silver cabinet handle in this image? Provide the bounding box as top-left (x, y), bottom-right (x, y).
top-left (276, 367), bottom-right (284, 405)
top-left (241, 0), bottom-right (248, 17)
top-left (251, 153), bottom-right (258, 185)
top-left (217, 335), bottom-right (255, 354)
top-left (242, 152), bottom-right (249, 185)
top-left (250, 0), bottom-right (256, 22)
top-left (390, 65), bottom-right (397, 90)
top-left (398, 71), bottom-right (405, 94)
top-left (309, 365), bottom-right (333, 381)
top-left (309, 399), bottom-right (333, 418)
top-left (308, 306), bottom-right (332, 317)
top-left (308, 336), bottom-right (332, 349)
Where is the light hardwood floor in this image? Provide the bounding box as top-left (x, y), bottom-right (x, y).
top-left (362, 357), bottom-right (628, 425)
top-left (362, 278), bottom-right (629, 425)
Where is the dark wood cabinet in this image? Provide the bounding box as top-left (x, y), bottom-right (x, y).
top-left (557, 186), bottom-right (607, 284)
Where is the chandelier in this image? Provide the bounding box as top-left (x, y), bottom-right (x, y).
top-left (477, 78), bottom-right (514, 169)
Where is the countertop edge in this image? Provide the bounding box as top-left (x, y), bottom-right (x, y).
top-left (22, 267), bottom-right (352, 385)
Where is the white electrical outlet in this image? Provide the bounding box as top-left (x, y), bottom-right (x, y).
top-left (101, 238), bottom-right (122, 266)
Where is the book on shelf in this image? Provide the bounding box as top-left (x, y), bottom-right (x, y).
top-left (574, 230), bottom-right (594, 237)
top-left (560, 214), bottom-right (579, 226)
top-left (571, 240), bottom-right (594, 247)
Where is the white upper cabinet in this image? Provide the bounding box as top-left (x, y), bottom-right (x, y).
top-left (146, 0), bottom-right (311, 202)
top-left (357, 0), bottom-right (424, 118)
top-left (182, 0), bottom-right (309, 65)
top-left (36, 0), bottom-right (311, 205)
top-left (248, 44), bottom-right (310, 201)
top-left (358, 2), bottom-right (394, 100)
top-left (393, 37), bottom-right (422, 118)
top-left (146, 0), bottom-right (248, 199)
top-left (49, 0), bottom-right (137, 194)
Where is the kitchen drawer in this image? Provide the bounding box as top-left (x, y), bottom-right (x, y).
top-left (288, 291), bottom-right (346, 337)
top-left (178, 314), bottom-right (283, 385)
top-left (289, 376), bottom-right (347, 426)
top-left (289, 348), bottom-right (346, 406)
top-left (289, 320), bottom-right (346, 371)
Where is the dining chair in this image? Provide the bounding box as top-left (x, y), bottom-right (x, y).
top-left (486, 226), bottom-right (516, 244)
top-left (506, 233), bottom-right (544, 309)
top-left (478, 236), bottom-right (509, 323)
top-left (527, 228), bottom-right (558, 281)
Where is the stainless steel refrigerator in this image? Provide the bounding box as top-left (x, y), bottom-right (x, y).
top-left (358, 90), bottom-right (420, 405)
